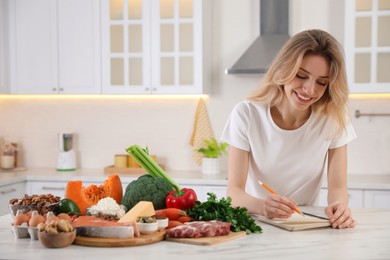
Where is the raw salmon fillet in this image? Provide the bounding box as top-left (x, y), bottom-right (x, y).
top-left (72, 216), bottom-right (140, 237)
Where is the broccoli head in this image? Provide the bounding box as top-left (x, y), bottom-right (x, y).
top-left (121, 174), bottom-right (174, 210)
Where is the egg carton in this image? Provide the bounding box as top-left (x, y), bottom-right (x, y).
top-left (11, 225), bottom-right (39, 240)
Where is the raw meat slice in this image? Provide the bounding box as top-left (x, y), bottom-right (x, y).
top-left (165, 225), bottom-right (200, 238)
top-left (165, 221), bottom-right (231, 238)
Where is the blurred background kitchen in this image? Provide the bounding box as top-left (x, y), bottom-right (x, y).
top-left (0, 0), bottom-right (389, 177)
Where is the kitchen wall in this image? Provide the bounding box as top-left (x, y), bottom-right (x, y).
top-left (0, 0), bottom-right (389, 175)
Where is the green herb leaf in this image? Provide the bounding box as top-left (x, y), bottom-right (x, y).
top-left (185, 193), bottom-right (262, 234)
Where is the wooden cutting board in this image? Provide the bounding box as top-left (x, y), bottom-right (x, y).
top-left (165, 231), bottom-right (246, 246)
top-left (74, 231), bottom-right (165, 247)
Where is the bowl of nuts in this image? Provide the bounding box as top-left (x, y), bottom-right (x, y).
top-left (9, 194), bottom-right (60, 218)
top-left (37, 219), bottom-right (76, 248)
top-left (136, 216), bottom-right (158, 235)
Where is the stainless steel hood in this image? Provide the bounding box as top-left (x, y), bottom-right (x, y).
top-left (226, 0), bottom-right (290, 75)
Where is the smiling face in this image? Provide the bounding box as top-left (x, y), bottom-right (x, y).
top-left (283, 55), bottom-right (330, 112)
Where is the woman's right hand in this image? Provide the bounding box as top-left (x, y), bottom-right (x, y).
top-left (263, 194), bottom-right (298, 219)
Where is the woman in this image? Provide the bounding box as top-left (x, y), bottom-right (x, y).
top-left (221, 29), bottom-right (356, 229)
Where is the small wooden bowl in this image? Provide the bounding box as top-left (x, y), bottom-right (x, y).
top-left (38, 230), bottom-right (76, 248)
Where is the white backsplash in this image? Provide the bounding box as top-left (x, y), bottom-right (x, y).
top-left (0, 97), bottom-right (389, 175)
top-left (348, 99), bottom-right (390, 174)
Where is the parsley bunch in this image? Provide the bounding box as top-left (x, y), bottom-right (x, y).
top-left (185, 193), bottom-right (262, 234)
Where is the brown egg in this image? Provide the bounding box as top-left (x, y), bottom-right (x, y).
top-left (26, 211), bottom-right (33, 219)
top-left (14, 214), bottom-right (29, 226)
top-left (45, 215), bottom-right (60, 224)
top-left (57, 213), bottom-right (71, 221)
top-left (29, 214), bottom-right (45, 227)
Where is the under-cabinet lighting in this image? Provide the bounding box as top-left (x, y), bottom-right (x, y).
top-left (349, 93), bottom-right (390, 99)
top-left (0, 94), bottom-right (209, 100)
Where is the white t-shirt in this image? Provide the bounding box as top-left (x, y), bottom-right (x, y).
top-left (221, 100), bottom-right (357, 205)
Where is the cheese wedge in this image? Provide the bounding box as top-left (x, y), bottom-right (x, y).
top-left (118, 201), bottom-right (155, 223)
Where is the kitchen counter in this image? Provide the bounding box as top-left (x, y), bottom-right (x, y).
top-left (0, 207), bottom-right (390, 260)
top-left (0, 168), bottom-right (229, 187)
top-left (1, 168), bottom-right (390, 190)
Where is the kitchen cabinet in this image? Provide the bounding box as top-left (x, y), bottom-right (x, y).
top-left (318, 188), bottom-right (390, 209)
top-left (0, 1), bottom-right (8, 93)
top-left (26, 181), bottom-right (67, 198)
top-left (347, 189), bottom-right (365, 208)
top-left (317, 188), bottom-right (364, 208)
top-left (8, 0), bottom-right (101, 94)
top-left (202, 185), bottom-right (227, 201)
top-left (100, 0), bottom-right (210, 94)
top-left (345, 0), bottom-right (390, 93)
top-left (0, 182), bottom-right (25, 215)
top-left (364, 190), bottom-right (390, 208)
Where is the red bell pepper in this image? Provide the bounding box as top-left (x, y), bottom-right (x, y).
top-left (165, 188), bottom-right (198, 210)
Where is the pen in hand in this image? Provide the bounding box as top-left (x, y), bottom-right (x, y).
top-left (258, 180), bottom-right (304, 217)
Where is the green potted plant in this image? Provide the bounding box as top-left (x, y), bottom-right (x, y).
top-left (197, 138), bottom-right (228, 175)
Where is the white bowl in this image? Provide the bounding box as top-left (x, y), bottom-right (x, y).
top-left (136, 222), bottom-right (158, 235)
top-left (156, 218), bottom-right (169, 231)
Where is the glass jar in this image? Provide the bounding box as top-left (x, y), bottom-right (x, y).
top-left (1, 143), bottom-right (15, 169)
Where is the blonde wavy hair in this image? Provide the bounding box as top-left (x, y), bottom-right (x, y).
top-left (248, 29), bottom-right (350, 135)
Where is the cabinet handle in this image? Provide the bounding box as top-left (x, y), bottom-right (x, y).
top-left (0, 188), bottom-right (16, 195)
top-left (59, 88), bottom-right (64, 91)
top-left (52, 88), bottom-right (57, 91)
top-left (145, 88), bottom-right (150, 91)
top-left (152, 88), bottom-right (157, 91)
top-left (41, 186), bottom-right (65, 190)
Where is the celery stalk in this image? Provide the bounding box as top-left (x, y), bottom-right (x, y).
top-left (129, 147), bottom-right (160, 177)
top-left (132, 145), bottom-right (179, 188)
top-left (129, 145), bottom-right (181, 192)
top-left (126, 145), bottom-right (181, 192)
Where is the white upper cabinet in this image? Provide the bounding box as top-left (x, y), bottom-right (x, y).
top-left (8, 0), bottom-right (101, 94)
top-left (345, 0), bottom-right (390, 93)
top-left (101, 0), bottom-right (210, 94)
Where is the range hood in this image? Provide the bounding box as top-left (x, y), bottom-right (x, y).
top-left (226, 0), bottom-right (290, 75)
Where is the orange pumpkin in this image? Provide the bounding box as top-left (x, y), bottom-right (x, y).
top-left (65, 174), bottom-right (123, 214)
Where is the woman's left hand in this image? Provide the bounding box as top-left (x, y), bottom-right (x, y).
top-left (324, 202), bottom-right (356, 229)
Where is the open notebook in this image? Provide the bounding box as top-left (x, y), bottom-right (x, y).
top-left (253, 211), bottom-right (331, 231)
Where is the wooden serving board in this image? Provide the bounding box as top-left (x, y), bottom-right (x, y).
top-left (74, 231), bottom-right (165, 247)
top-left (165, 231), bottom-right (246, 246)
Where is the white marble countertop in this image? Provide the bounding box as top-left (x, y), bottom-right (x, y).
top-left (1, 168), bottom-right (390, 190)
top-left (0, 168), bottom-right (229, 187)
top-left (1, 207), bottom-right (390, 260)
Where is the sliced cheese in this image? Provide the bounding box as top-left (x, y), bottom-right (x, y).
top-left (118, 201), bottom-right (155, 223)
